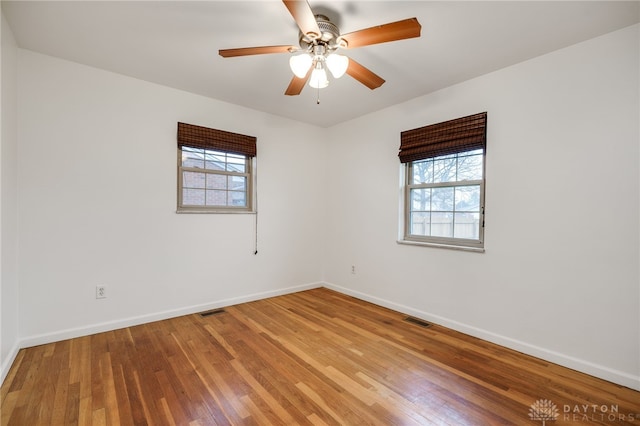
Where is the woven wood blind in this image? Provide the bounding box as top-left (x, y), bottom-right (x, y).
top-left (177, 122), bottom-right (256, 157)
top-left (399, 112), bottom-right (487, 163)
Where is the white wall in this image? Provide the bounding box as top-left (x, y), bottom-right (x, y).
top-left (324, 24), bottom-right (640, 390)
top-left (16, 49), bottom-right (326, 344)
top-left (1, 13), bottom-right (20, 383)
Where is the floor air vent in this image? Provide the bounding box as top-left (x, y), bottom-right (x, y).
top-left (199, 308), bottom-right (226, 317)
top-left (404, 316), bottom-right (433, 328)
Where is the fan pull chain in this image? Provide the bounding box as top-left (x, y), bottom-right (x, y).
top-left (316, 85), bottom-right (321, 104)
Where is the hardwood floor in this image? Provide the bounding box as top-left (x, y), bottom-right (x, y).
top-left (2, 287), bottom-right (639, 425)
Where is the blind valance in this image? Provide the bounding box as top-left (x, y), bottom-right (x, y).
top-left (399, 112), bottom-right (487, 163)
top-left (177, 122), bottom-right (257, 157)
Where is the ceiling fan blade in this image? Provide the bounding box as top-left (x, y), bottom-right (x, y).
top-left (346, 58), bottom-right (385, 90)
top-left (282, 0), bottom-right (321, 39)
top-left (219, 45), bottom-right (297, 58)
top-left (284, 67), bottom-right (312, 96)
top-left (339, 18), bottom-right (421, 49)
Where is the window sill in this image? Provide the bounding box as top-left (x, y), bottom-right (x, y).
top-left (396, 239), bottom-right (485, 253)
top-left (176, 209), bottom-right (256, 214)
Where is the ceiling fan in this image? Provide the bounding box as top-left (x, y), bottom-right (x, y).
top-left (219, 0), bottom-right (421, 96)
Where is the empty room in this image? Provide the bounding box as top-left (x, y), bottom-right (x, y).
top-left (1, 1), bottom-right (639, 424)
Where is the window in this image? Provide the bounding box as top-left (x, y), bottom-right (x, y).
top-left (399, 113), bottom-right (487, 250)
top-left (177, 122), bottom-right (256, 213)
top-left (406, 150), bottom-right (484, 245)
top-left (179, 147), bottom-right (252, 210)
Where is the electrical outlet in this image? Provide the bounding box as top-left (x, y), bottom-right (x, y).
top-left (351, 265), bottom-right (356, 274)
top-left (96, 285), bottom-right (106, 299)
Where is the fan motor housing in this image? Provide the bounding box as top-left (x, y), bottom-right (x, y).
top-left (299, 15), bottom-right (341, 51)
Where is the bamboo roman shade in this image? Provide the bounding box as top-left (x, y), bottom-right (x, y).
top-left (177, 122), bottom-right (257, 157)
top-left (398, 112), bottom-right (487, 163)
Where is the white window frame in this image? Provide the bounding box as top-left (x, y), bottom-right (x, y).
top-left (399, 150), bottom-right (486, 252)
top-left (177, 147), bottom-right (256, 214)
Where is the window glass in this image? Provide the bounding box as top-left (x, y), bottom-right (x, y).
top-left (404, 150), bottom-right (484, 249)
top-left (178, 147), bottom-right (253, 212)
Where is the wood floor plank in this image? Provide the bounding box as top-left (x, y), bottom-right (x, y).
top-left (295, 382), bottom-right (347, 425)
top-left (77, 395), bottom-right (92, 426)
top-left (2, 287), bottom-right (640, 425)
top-left (50, 366), bottom-right (70, 424)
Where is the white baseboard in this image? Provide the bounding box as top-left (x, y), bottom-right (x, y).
top-left (1, 340), bottom-right (21, 386)
top-left (19, 282), bottom-right (323, 350)
top-left (324, 282), bottom-right (640, 392)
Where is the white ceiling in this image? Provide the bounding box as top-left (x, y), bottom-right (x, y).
top-left (3, 1), bottom-right (639, 127)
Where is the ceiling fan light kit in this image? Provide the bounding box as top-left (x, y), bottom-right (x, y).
top-left (289, 54), bottom-right (312, 78)
top-left (325, 53), bottom-right (349, 79)
top-left (309, 66), bottom-right (329, 89)
top-left (219, 0), bottom-right (421, 99)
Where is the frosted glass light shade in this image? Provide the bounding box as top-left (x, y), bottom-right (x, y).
top-left (326, 54), bottom-right (349, 78)
top-left (289, 54), bottom-right (312, 78)
top-left (309, 67), bottom-right (329, 89)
